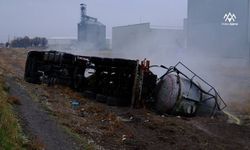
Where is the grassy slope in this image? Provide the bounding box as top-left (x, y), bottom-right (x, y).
top-left (0, 76), bottom-right (24, 150)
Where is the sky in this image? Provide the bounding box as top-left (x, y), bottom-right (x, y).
top-left (0, 0), bottom-right (187, 42)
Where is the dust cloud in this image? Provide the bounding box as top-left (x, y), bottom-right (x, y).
top-left (67, 35), bottom-right (249, 114)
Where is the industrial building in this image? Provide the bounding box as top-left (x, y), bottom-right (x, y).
top-left (112, 23), bottom-right (184, 52)
top-left (47, 37), bottom-right (77, 50)
top-left (77, 4), bottom-right (106, 50)
top-left (186, 0), bottom-right (250, 58)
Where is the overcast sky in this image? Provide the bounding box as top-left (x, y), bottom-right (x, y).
top-left (0, 0), bottom-right (187, 42)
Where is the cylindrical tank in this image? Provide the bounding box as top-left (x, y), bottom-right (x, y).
top-left (196, 94), bottom-right (221, 116)
top-left (156, 74), bottom-right (202, 116)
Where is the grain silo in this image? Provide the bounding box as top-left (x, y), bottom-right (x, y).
top-left (78, 3), bottom-right (106, 50)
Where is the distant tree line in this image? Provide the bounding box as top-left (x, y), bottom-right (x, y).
top-left (10, 36), bottom-right (48, 48)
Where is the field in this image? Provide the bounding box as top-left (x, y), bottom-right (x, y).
top-left (0, 48), bottom-right (250, 149)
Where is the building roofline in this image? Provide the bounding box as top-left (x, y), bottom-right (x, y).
top-left (113, 23), bottom-right (150, 28)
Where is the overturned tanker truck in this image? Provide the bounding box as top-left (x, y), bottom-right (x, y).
top-left (24, 50), bottom-right (226, 116)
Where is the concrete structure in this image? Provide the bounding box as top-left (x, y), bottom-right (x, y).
top-left (77, 4), bottom-right (106, 50)
top-left (186, 0), bottom-right (250, 58)
top-left (112, 23), bottom-right (184, 52)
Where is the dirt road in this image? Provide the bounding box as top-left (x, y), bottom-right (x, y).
top-left (0, 48), bottom-right (250, 150)
top-left (6, 76), bottom-right (84, 150)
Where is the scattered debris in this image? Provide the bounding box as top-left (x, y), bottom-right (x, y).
top-left (122, 135), bottom-right (127, 142)
top-left (71, 99), bottom-right (80, 110)
top-left (223, 111), bottom-right (241, 125)
top-left (117, 116), bottom-right (132, 122)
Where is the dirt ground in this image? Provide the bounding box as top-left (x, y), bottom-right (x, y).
top-left (0, 48), bottom-right (250, 150)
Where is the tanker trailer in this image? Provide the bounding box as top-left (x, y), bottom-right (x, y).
top-left (154, 62), bottom-right (226, 116)
top-left (24, 51), bottom-right (226, 117)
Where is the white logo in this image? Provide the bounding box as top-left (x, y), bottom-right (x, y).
top-left (224, 12), bottom-right (236, 22)
top-left (221, 12), bottom-right (238, 26)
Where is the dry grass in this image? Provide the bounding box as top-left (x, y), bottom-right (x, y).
top-left (229, 100), bottom-right (250, 115)
top-left (25, 137), bottom-right (45, 150)
top-left (7, 96), bottom-right (22, 105)
top-left (0, 76), bottom-right (24, 149)
top-left (0, 48), bottom-right (28, 77)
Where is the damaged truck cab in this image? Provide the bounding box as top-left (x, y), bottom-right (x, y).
top-left (24, 50), bottom-right (226, 116)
